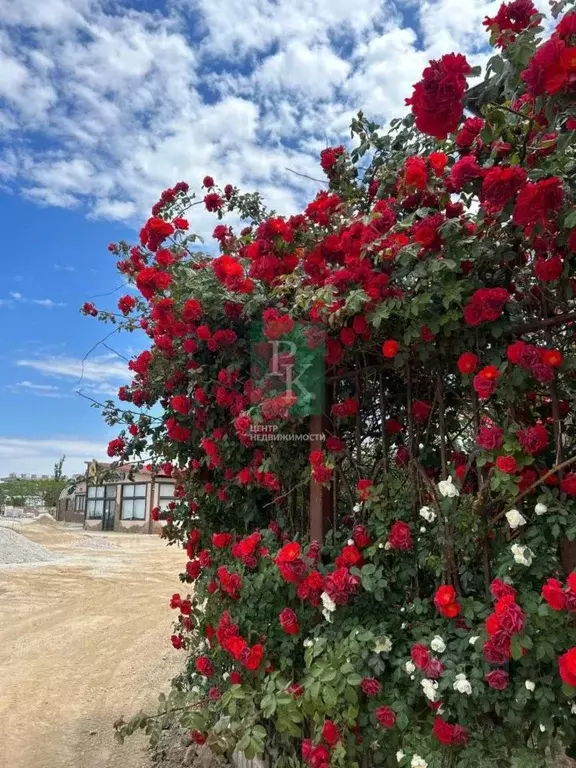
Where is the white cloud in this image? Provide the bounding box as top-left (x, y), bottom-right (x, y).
top-left (15, 353), bottom-right (128, 384)
top-left (53, 264), bottom-right (75, 272)
top-left (1, 292), bottom-right (66, 308)
top-left (0, 0), bottom-right (560, 234)
top-left (31, 298), bottom-right (67, 308)
top-left (6, 381), bottom-right (67, 398)
top-left (0, 436), bottom-right (109, 476)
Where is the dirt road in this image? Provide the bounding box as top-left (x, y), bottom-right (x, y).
top-left (0, 522), bottom-right (184, 768)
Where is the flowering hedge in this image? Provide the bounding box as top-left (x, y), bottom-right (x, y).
top-left (90, 2), bottom-right (576, 766)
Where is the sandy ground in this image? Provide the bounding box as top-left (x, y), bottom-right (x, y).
top-left (0, 521), bottom-right (184, 768)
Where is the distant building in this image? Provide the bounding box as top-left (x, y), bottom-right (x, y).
top-left (56, 460), bottom-right (175, 534)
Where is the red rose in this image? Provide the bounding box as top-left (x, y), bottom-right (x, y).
top-left (517, 424), bottom-right (548, 455)
top-left (406, 53), bottom-right (471, 139)
top-left (279, 608), bottom-right (300, 635)
top-left (352, 524), bottom-right (371, 549)
top-left (481, 165), bottom-right (527, 214)
top-left (457, 352), bottom-right (479, 374)
top-left (559, 647), bottom-right (576, 687)
top-left (434, 585), bottom-right (461, 617)
top-left (542, 578), bottom-right (566, 611)
top-left (242, 644), bottom-right (264, 671)
top-left (522, 36), bottom-right (575, 96)
top-left (513, 177), bottom-right (564, 229)
top-left (433, 717), bottom-right (469, 746)
top-left (195, 656), bottom-right (214, 677)
top-left (230, 671), bottom-right (242, 685)
top-left (495, 455), bottom-right (517, 474)
top-left (375, 706), bottom-right (397, 728)
top-left (448, 155), bottom-right (484, 191)
top-left (403, 156), bottom-right (428, 190)
top-left (425, 657), bottom-right (445, 679)
top-left (360, 677), bottom-right (382, 696)
top-left (412, 400), bottom-right (432, 423)
top-left (203, 175), bottom-right (215, 188)
top-left (212, 532), bottom-right (232, 549)
top-left (485, 669), bottom-right (509, 690)
top-left (473, 367), bottom-right (499, 400)
top-left (322, 720), bottom-right (340, 747)
top-left (336, 544), bottom-right (363, 568)
top-left (561, 474), bottom-right (576, 496)
top-left (534, 255), bottom-right (563, 282)
top-left (382, 339), bottom-right (400, 358)
top-left (411, 643), bottom-right (430, 670)
top-left (476, 423), bottom-right (504, 450)
top-left (490, 578), bottom-right (516, 601)
top-left (541, 349), bottom-right (563, 367)
top-left (428, 152), bottom-right (448, 176)
top-left (388, 521), bottom-right (413, 551)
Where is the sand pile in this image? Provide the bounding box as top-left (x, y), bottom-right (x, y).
top-left (0, 528), bottom-right (59, 565)
top-left (34, 512), bottom-right (58, 525)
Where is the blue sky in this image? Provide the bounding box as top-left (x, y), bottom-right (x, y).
top-left (0, 0), bottom-right (550, 475)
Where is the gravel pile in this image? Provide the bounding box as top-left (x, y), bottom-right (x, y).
top-left (0, 528), bottom-right (59, 565)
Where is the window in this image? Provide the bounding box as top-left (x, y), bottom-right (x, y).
top-left (158, 483), bottom-right (175, 512)
top-left (75, 495), bottom-right (86, 512)
top-left (86, 485), bottom-right (115, 519)
top-left (121, 483), bottom-right (147, 520)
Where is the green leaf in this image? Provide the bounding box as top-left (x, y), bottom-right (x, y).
top-left (347, 674), bottom-right (362, 687)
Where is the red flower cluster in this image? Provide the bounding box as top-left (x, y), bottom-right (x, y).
top-left (375, 706), bottom-right (397, 728)
top-left (541, 572), bottom-right (576, 612)
top-left (484, 0), bottom-right (540, 48)
top-left (522, 16), bottom-right (576, 96)
top-left (457, 352), bottom-right (478, 375)
top-left (484, 580), bottom-right (525, 665)
top-left (433, 716), bottom-right (469, 746)
top-left (481, 165), bottom-right (527, 214)
top-left (406, 53), bottom-right (471, 139)
top-left (507, 340), bottom-right (556, 383)
top-left (434, 585), bottom-right (461, 618)
top-left (513, 177), bottom-right (564, 231)
top-left (463, 288), bottom-right (509, 326)
top-left (473, 365), bottom-right (500, 400)
top-left (279, 608), bottom-right (299, 635)
top-left (215, 611), bottom-right (264, 671)
top-left (323, 567), bottom-right (360, 606)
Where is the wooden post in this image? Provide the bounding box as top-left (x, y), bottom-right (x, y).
top-left (309, 385), bottom-right (333, 544)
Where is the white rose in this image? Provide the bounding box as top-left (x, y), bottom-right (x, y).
top-left (303, 639), bottom-right (313, 648)
top-left (405, 661), bottom-right (416, 674)
top-left (347, 539), bottom-right (354, 546)
top-left (374, 636), bottom-right (393, 654)
top-left (396, 751), bottom-right (405, 763)
top-left (419, 506), bottom-right (436, 523)
top-left (430, 635), bottom-right (446, 653)
top-left (438, 476), bottom-right (459, 498)
top-left (570, 703), bottom-right (576, 715)
top-left (321, 592), bottom-right (336, 613)
top-left (525, 680), bottom-right (535, 692)
top-left (506, 509), bottom-right (527, 529)
top-left (421, 678), bottom-right (439, 701)
top-left (378, 542), bottom-right (384, 549)
top-left (411, 755), bottom-right (428, 768)
top-left (469, 636), bottom-right (479, 646)
top-left (353, 503), bottom-right (361, 513)
top-left (384, 542), bottom-right (392, 550)
top-left (540, 724), bottom-right (546, 732)
top-left (511, 543), bottom-right (533, 566)
top-left (420, 527), bottom-right (426, 533)
top-left (453, 673), bottom-right (472, 695)
top-left (535, 503), bottom-right (547, 516)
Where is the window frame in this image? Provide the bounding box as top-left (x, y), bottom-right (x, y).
top-left (75, 494), bottom-right (86, 512)
top-left (86, 485), bottom-right (116, 519)
top-left (120, 483), bottom-right (147, 521)
top-left (158, 482), bottom-right (175, 512)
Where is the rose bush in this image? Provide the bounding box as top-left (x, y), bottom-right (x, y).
top-left (91, 2), bottom-right (576, 766)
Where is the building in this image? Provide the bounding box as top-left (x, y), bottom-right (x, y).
top-left (56, 460), bottom-right (175, 533)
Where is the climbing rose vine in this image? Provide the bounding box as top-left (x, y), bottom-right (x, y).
top-left (93, 2), bottom-right (576, 766)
